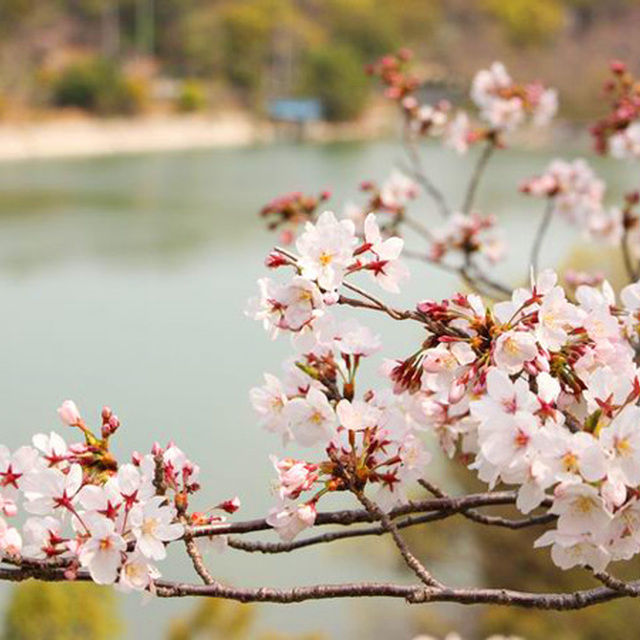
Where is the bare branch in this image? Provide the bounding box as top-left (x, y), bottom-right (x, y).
top-left (592, 571), bottom-right (640, 596)
top-left (3, 555), bottom-right (640, 611)
top-left (401, 123), bottom-right (451, 218)
top-left (188, 491), bottom-right (522, 539)
top-left (529, 200), bottom-right (554, 274)
top-left (462, 140), bottom-right (495, 214)
top-left (352, 488), bottom-right (443, 588)
top-left (417, 480), bottom-right (555, 530)
top-left (182, 525), bottom-right (218, 586)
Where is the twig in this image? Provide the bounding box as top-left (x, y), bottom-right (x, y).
top-left (417, 480), bottom-right (555, 530)
top-left (592, 571), bottom-right (640, 596)
top-left (182, 523), bottom-right (218, 587)
top-left (462, 140), bottom-right (495, 214)
top-left (529, 200), bottom-right (554, 274)
top-left (4, 558), bottom-right (640, 610)
top-left (621, 223), bottom-right (639, 282)
top-left (401, 122), bottom-right (451, 218)
top-left (227, 507), bottom-right (466, 554)
top-left (353, 489), bottom-right (444, 588)
top-left (188, 491), bottom-right (522, 539)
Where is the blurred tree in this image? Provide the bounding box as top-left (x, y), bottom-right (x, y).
top-left (2, 582), bottom-right (121, 640)
top-left (482, 0), bottom-right (566, 46)
top-left (50, 57), bottom-right (147, 114)
top-left (301, 44), bottom-right (370, 121)
top-left (166, 598), bottom-right (324, 640)
top-left (321, 0), bottom-right (401, 60)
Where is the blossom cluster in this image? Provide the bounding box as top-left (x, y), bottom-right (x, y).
top-left (250, 197), bottom-right (640, 573)
top-left (428, 212), bottom-right (505, 265)
top-left (521, 159), bottom-right (640, 256)
top-left (260, 190), bottom-right (331, 245)
top-left (249, 212), bottom-right (429, 540)
top-left (368, 52), bottom-right (557, 154)
top-left (392, 270), bottom-right (640, 572)
top-left (0, 401), bottom-right (232, 591)
top-left (471, 62), bottom-right (558, 132)
top-left (591, 60), bottom-right (640, 159)
top-left (343, 170), bottom-right (420, 233)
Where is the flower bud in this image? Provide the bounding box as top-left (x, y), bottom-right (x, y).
top-left (610, 59), bottom-right (626, 75)
top-left (217, 497), bottom-right (241, 514)
top-left (151, 442), bottom-right (163, 457)
top-left (58, 400), bottom-right (82, 427)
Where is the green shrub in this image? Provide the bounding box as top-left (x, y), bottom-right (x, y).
top-left (177, 79), bottom-right (207, 112)
top-left (51, 58), bottom-right (145, 115)
top-left (2, 581), bottom-right (121, 640)
top-left (301, 45), bottom-right (370, 122)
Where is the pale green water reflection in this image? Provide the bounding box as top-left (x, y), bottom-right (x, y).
top-left (0, 141), bottom-right (636, 639)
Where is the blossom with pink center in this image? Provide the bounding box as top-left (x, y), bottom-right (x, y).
top-left (32, 432), bottom-right (68, 468)
top-left (78, 515), bottom-right (126, 584)
top-left (493, 330), bottom-right (538, 374)
top-left (22, 463), bottom-right (84, 517)
top-left (362, 214), bottom-right (409, 293)
top-left (250, 373), bottom-right (291, 438)
top-left (598, 405), bottom-right (640, 487)
top-left (550, 482), bottom-right (612, 536)
top-left (287, 387), bottom-right (337, 447)
top-left (22, 516), bottom-right (64, 559)
top-left (296, 211), bottom-right (357, 291)
top-left (129, 496), bottom-right (183, 561)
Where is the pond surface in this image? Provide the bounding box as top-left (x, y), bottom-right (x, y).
top-left (0, 140), bottom-right (635, 638)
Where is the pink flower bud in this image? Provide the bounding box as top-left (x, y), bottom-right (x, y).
top-left (58, 400), bottom-right (82, 427)
top-left (265, 252), bottom-right (288, 269)
top-left (2, 501), bottom-right (17, 518)
top-left (151, 442), bottom-right (163, 456)
top-left (217, 497), bottom-right (241, 514)
top-left (101, 406), bottom-right (112, 422)
top-left (131, 451), bottom-right (142, 466)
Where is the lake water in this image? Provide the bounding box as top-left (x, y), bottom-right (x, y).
top-left (0, 140), bottom-right (635, 639)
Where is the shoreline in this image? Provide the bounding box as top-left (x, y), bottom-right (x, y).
top-left (0, 108), bottom-right (395, 162)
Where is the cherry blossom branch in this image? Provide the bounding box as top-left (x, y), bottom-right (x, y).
top-left (462, 139), bottom-right (495, 214)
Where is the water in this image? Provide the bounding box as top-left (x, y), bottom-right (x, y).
top-left (0, 140), bottom-right (635, 639)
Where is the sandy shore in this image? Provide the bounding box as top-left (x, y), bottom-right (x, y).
top-left (0, 107), bottom-right (394, 162)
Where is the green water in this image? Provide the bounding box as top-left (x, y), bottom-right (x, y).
top-left (0, 141), bottom-right (635, 638)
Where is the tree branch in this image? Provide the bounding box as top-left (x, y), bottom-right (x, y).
top-left (529, 200), bottom-right (554, 274)
top-left (461, 140), bottom-right (495, 214)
